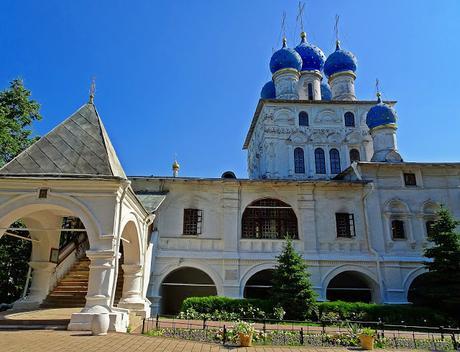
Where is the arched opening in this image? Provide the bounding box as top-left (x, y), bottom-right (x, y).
top-left (160, 267), bottom-right (217, 315)
top-left (0, 207), bottom-right (91, 309)
top-left (326, 271), bottom-right (375, 303)
top-left (242, 199), bottom-right (298, 239)
top-left (294, 147), bottom-right (305, 174)
top-left (407, 272), bottom-right (431, 305)
top-left (344, 112), bottom-right (355, 127)
top-left (329, 148), bottom-right (341, 174)
top-left (299, 111), bottom-right (309, 126)
top-left (349, 149), bottom-right (360, 162)
top-left (315, 148), bottom-right (326, 174)
top-left (243, 269), bottom-right (274, 299)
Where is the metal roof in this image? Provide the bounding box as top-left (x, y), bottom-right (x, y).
top-left (0, 103), bottom-right (126, 179)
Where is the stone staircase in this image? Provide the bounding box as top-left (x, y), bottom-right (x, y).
top-left (40, 257), bottom-right (124, 309)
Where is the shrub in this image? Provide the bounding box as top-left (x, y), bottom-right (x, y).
top-left (180, 296), bottom-right (274, 320)
top-left (317, 301), bottom-right (454, 326)
top-left (179, 296), bottom-right (455, 326)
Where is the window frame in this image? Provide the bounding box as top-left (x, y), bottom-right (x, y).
top-left (344, 111), bottom-right (355, 127)
top-left (298, 111), bottom-right (309, 126)
top-left (242, 199), bottom-right (299, 240)
top-left (294, 147), bottom-right (305, 174)
top-left (315, 148), bottom-right (326, 174)
top-left (391, 219), bottom-right (406, 240)
top-left (307, 83), bottom-right (314, 100)
top-left (329, 148), bottom-right (341, 174)
top-left (349, 148), bottom-right (360, 163)
top-left (182, 208), bottom-right (203, 236)
top-left (404, 173), bottom-right (417, 186)
top-left (335, 213), bottom-right (356, 238)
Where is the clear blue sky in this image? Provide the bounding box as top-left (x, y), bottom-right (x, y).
top-left (1, 1), bottom-right (459, 177)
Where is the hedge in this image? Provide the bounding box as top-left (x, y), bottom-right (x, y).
top-left (179, 296), bottom-right (455, 326)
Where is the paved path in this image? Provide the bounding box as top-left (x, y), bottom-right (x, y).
top-left (0, 330), bottom-right (422, 352)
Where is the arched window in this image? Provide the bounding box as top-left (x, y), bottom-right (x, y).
top-left (391, 220), bottom-right (406, 239)
top-left (329, 148), bottom-right (341, 174)
top-left (425, 221), bottom-right (435, 237)
top-left (298, 111), bottom-right (309, 126)
top-left (294, 147), bottom-right (305, 174)
top-left (344, 112), bottom-right (355, 127)
top-left (350, 149), bottom-right (360, 162)
top-left (242, 199), bottom-right (298, 239)
top-left (315, 148), bottom-right (326, 174)
top-left (307, 83), bottom-right (313, 100)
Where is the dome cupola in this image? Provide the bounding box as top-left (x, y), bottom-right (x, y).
top-left (260, 80), bottom-right (276, 99)
top-left (294, 32), bottom-right (326, 72)
top-left (324, 41), bottom-right (357, 78)
top-left (366, 93), bottom-right (397, 129)
top-left (269, 38), bottom-right (303, 74)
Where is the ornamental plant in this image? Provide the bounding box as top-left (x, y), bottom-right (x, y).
top-left (233, 320), bottom-right (256, 336)
top-left (271, 238), bottom-right (317, 320)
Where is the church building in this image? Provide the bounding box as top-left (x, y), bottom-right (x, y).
top-left (0, 29), bottom-right (459, 331)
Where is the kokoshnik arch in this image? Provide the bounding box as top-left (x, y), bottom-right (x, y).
top-left (1, 27), bottom-right (460, 329)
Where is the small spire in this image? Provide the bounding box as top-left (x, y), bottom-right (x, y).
top-left (300, 31), bottom-right (307, 43)
top-left (335, 40), bottom-right (341, 50)
top-left (282, 37), bottom-right (287, 48)
top-left (376, 78), bottom-right (382, 103)
top-left (89, 77), bottom-right (96, 104)
top-left (172, 158), bottom-right (180, 177)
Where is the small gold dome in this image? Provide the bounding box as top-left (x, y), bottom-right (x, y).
top-left (172, 160), bottom-right (180, 170)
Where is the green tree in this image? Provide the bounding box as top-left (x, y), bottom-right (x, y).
top-left (0, 231), bottom-right (31, 303)
top-left (0, 79), bottom-right (41, 303)
top-left (271, 238), bottom-right (317, 320)
top-left (421, 207), bottom-right (460, 317)
top-left (0, 79), bottom-right (42, 166)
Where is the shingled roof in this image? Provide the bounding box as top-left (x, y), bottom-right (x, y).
top-left (0, 103), bottom-right (126, 179)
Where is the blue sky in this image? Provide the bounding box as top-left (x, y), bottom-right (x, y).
top-left (1, 1), bottom-right (459, 177)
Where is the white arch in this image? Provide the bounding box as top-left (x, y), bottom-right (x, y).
top-left (420, 200), bottom-right (439, 215)
top-left (241, 197), bottom-right (300, 224)
top-left (402, 266), bottom-right (428, 299)
top-left (321, 264), bottom-right (380, 302)
top-left (384, 198), bottom-right (410, 214)
top-left (239, 262), bottom-right (276, 297)
top-left (156, 261), bottom-right (224, 296)
top-left (119, 211), bottom-right (144, 265)
top-left (0, 193), bottom-right (101, 247)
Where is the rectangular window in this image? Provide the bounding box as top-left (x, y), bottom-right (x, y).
top-left (335, 213), bottom-right (355, 238)
top-left (404, 173), bottom-right (417, 186)
top-left (183, 209), bottom-right (202, 235)
top-left (391, 220), bottom-right (406, 240)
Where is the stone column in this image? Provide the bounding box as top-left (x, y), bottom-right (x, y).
top-left (118, 264), bottom-right (149, 316)
top-left (14, 261), bottom-right (56, 309)
top-left (273, 68), bottom-right (300, 100)
top-left (328, 70), bottom-right (356, 101)
top-left (69, 249), bottom-right (129, 331)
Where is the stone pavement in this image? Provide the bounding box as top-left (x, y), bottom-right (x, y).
top-left (0, 330), bottom-right (421, 352)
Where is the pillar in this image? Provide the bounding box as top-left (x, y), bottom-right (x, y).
top-left (68, 249), bottom-right (129, 332)
top-left (118, 264), bottom-right (150, 317)
top-left (298, 70), bottom-right (322, 100)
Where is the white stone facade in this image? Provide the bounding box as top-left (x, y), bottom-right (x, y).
top-left (131, 161), bottom-right (460, 314)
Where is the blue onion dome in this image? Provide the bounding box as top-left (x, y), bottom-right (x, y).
top-left (366, 93), bottom-right (397, 129)
top-left (324, 40), bottom-right (358, 78)
top-left (294, 32), bottom-right (326, 71)
top-left (269, 38), bottom-right (303, 74)
top-left (260, 80), bottom-right (276, 99)
top-left (320, 81), bottom-right (332, 100)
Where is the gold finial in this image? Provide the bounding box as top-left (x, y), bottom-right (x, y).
top-left (89, 77), bottom-right (96, 104)
top-left (300, 31), bottom-right (307, 42)
top-left (172, 157), bottom-right (180, 177)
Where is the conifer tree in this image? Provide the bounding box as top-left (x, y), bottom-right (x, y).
top-left (422, 206), bottom-right (460, 315)
top-left (271, 238), bottom-right (317, 320)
